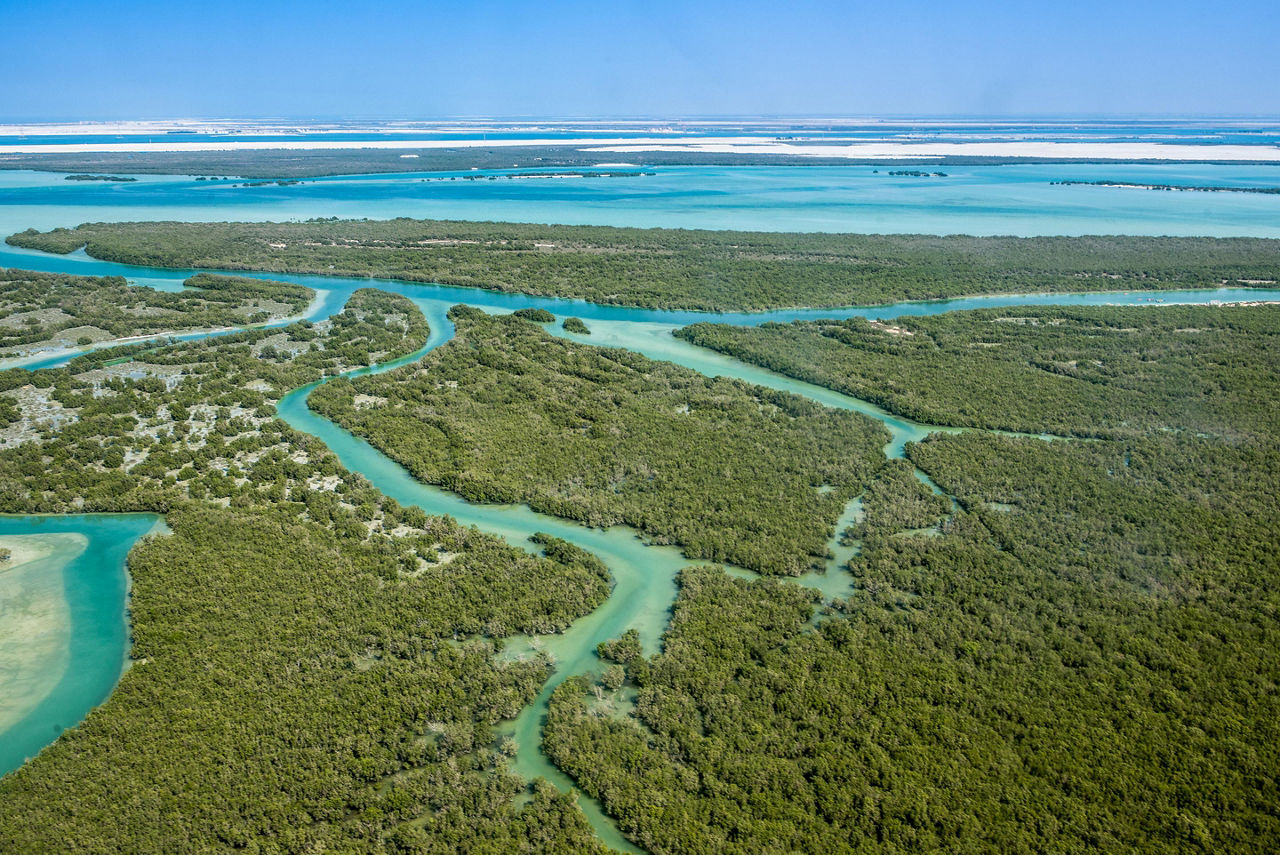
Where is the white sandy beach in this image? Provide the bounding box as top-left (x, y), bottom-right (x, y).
top-left (582, 140), bottom-right (1280, 161)
top-left (0, 136), bottom-right (1278, 161)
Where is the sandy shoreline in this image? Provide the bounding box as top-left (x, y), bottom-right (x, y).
top-left (0, 136), bottom-right (1278, 162)
top-left (583, 140), bottom-right (1280, 162)
top-left (3, 119), bottom-right (1279, 137)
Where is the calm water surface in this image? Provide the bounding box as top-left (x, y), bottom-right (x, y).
top-left (2, 162), bottom-right (1280, 239)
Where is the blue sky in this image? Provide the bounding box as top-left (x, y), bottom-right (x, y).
top-left (1, 0), bottom-right (1277, 119)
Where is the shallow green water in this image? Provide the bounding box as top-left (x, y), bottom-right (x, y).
top-left (0, 514), bottom-right (162, 777)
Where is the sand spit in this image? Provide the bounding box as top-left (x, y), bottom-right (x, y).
top-left (0, 137), bottom-right (1278, 162)
top-left (583, 140), bottom-right (1280, 162)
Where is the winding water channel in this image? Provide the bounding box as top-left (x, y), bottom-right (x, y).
top-left (269, 283), bottom-right (1280, 850)
top-left (6, 245), bottom-right (1280, 847)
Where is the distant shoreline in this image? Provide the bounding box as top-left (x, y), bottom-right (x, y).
top-left (1052, 179), bottom-right (1280, 194)
top-left (4, 145), bottom-right (1280, 180)
top-left (1, 136), bottom-right (1278, 162)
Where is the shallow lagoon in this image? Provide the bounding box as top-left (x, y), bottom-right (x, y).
top-left (0, 514), bottom-right (162, 777)
top-left (2, 162), bottom-right (1280, 241)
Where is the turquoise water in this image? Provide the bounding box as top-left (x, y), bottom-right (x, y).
top-left (0, 514), bottom-right (162, 777)
top-left (2, 162), bottom-right (1280, 239)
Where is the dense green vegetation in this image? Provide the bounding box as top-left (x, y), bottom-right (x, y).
top-left (512, 307), bottom-right (556, 322)
top-left (11, 220), bottom-right (1279, 310)
top-left (64, 174), bottom-right (137, 182)
top-left (0, 145), bottom-right (1110, 179)
top-left (848, 458), bottom-right (952, 536)
top-left (311, 309), bottom-right (886, 574)
top-left (545, 429), bottom-right (1280, 853)
top-left (562, 316), bottom-right (591, 334)
top-left (678, 305), bottom-right (1280, 437)
top-left (0, 285), bottom-right (611, 852)
top-left (539, 303), bottom-right (1280, 852)
top-left (0, 268), bottom-right (312, 358)
top-left (2, 240), bottom-right (1276, 853)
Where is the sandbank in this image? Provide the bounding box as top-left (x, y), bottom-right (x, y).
top-left (0, 533), bottom-right (88, 732)
top-left (582, 140), bottom-right (1280, 162)
top-left (0, 137), bottom-right (1278, 162)
top-left (0, 535), bottom-right (57, 569)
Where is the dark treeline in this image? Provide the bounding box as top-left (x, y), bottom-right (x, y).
top-left (0, 290), bottom-right (610, 852)
top-left (310, 308), bottom-right (886, 574)
top-left (677, 304), bottom-right (1280, 438)
top-left (0, 145), bottom-right (1167, 179)
top-left (511, 307), bottom-right (555, 322)
top-left (9, 220), bottom-right (1279, 311)
top-left (64, 173), bottom-right (138, 182)
top-left (0, 268), bottom-right (312, 355)
top-left (1053, 179), bottom-right (1280, 194)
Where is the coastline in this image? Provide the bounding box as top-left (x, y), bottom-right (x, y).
top-left (583, 139), bottom-right (1280, 162)
top-left (0, 136), bottom-right (1278, 162)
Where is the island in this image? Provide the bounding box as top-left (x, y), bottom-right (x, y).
top-left (1052, 179), bottom-right (1280, 194)
top-left (0, 268), bottom-right (314, 367)
top-left (63, 174), bottom-right (138, 182)
top-left (8, 221), bottom-right (1279, 312)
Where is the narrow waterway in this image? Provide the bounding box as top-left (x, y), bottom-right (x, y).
top-left (9, 245), bottom-right (1280, 847)
top-left (272, 300), bottom-right (874, 851)
top-left (274, 287), bottom-right (1270, 850)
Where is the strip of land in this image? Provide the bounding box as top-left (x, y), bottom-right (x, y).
top-left (1054, 179), bottom-right (1280, 194)
top-left (0, 269), bottom-right (315, 366)
top-left (2, 136), bottom-right (1279, 162)
top-left (10, 221), bottom-right (1280, 312)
